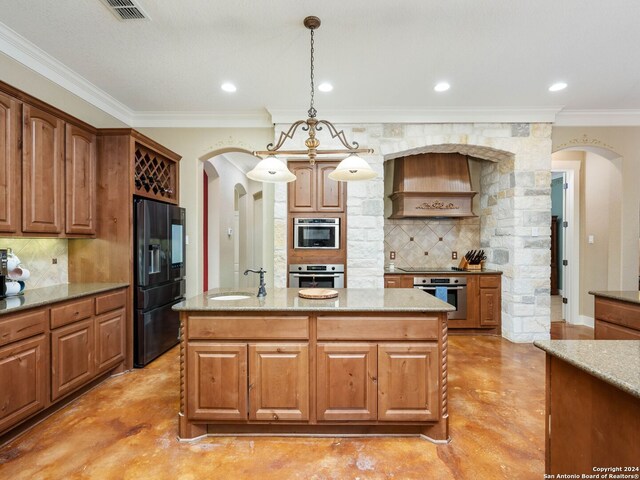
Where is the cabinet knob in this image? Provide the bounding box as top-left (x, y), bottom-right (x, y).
top-left (272, 413), bottom-right (279, 420)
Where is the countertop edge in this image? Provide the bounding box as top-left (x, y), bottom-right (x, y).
top-left (1, 283), bottom-right (130, 316)
top-left (588, 290), bottom-right (640, 306)
top-left (534, 340), bottom-right (640, 399)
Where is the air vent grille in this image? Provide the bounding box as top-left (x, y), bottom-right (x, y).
top-left (99, 0), bottom-right (150, 21)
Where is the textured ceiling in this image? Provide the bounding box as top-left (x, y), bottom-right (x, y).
top-left (1, 0), bottom-right (639, 125)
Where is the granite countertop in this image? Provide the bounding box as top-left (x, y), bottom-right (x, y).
top-left (0, 283), bottom-right (129, 315)
top-left (589, 290), bottom-right (640, 306)
top-left (534, 340), bottom-right (640, 399)
top-left (384, 268), bottom-right (503, 275)
top-left (173, 287), bottom-right (456, 313)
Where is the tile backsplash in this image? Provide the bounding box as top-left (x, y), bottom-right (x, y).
top-left (384, 218), bottom-right (480, 269)
top-left (0, 238), bottom-right (68, 288)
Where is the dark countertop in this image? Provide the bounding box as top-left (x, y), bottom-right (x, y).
top-left (173, 287), bottom-right (455, 313)
top-left (0, 283), bottom-right (129, 315)
top-left (534, 340), bottom-right (640, 399)
top-left (385, 268), bottom-right (502, 275)
top-left (589, 290), bottom-right (640, 306)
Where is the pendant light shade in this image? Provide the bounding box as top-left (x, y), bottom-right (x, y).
top-left (246, 155), bottom-right (296, 183)
top-left (327, 154), bottom-right (377, 182)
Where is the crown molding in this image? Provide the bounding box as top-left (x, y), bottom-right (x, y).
top-left (131, 111), bottom-right (272, 128)
top-left (0, 21), bottom-right (134, 125)
top-left (267, 107), bottom-right (562, 125)
top-left (554, 109), bottom-right (640, 126)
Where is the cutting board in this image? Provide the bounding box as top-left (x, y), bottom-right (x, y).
top-left (298, 288), bottom-right (338, 299)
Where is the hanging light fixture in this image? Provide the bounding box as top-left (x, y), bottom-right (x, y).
top-left (249, 16), bottom-right (376, 183)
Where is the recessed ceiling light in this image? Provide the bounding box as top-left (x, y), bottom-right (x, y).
top-left (549, 82), bottom-right (567, 92)
top-left (318, 83), bottom-right (333, 92)
top-left (434, 82), bottom-right (450, 92)
top-left (221, 82), bottom-right (237, 93)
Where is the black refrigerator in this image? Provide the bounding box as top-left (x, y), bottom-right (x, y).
top-left (134, 198), bottom-right (186, 367)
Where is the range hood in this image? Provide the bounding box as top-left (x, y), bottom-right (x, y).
top-left (388, 153), bottom-right (477, 218)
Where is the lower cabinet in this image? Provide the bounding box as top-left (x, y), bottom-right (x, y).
top-left (0, 335), bottom-right (48, 432)
top-left (317, 342), bottom-right (439, 422)
top-left (51, 319), bottom-right (94, 401)
top-left (479, 276), bottom-right (501, 327)
top-left (316, 343), bottom-right (377, 421)
top-left (0, 287), bottom-right (127, 436)
top-left (187, 342), bottom-right (309, 422)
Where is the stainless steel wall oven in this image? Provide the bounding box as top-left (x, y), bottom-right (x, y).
top-left (289, 264), bottom-right (345, 288)
top-left (413, 276), bottom-right (467, 319)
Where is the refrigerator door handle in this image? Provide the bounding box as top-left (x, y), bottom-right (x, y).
top-left (149, 244), bottom-right (161, 274)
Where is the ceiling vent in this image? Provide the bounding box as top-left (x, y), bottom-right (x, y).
top-left (99, 0), bottom-right (150, 21)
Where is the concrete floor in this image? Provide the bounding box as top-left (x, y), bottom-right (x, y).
top-left (0, 327), bottom-right (589, 479)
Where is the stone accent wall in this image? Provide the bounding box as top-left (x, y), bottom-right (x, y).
top-left (271, 122), bottom-right (553, 342)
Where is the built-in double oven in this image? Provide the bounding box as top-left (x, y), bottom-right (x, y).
top-left (293, 218), bottom-right (340, 249)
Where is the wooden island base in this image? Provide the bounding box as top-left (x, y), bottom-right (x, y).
top-left (175, 290), bottom-right (452, 444)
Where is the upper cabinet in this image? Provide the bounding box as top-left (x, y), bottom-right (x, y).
top-left (288, 161), bottom-right (344, 213)
top-left (22, 104), bottom-right (65, 234)
top-left (0, 82), bottom-right (98, 237)
top-left (65, 125), bottom-right (96, 235)
top-left (0, 91), bottom-right (21, 233)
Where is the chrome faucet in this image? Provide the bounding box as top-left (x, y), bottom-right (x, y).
top-left (244, 268), bottom-right (267, 298)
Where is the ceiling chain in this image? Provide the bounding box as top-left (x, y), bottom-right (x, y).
top-left (308, 26), bottom-right (317, 118)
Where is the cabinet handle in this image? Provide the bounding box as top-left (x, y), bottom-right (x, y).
top-left (272, 413), bottom-right (279, 420)
top-left (248, 383), bottom-right (254, 390)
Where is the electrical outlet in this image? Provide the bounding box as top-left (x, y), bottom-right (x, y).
top-left (452, 251), bottom-right (458, 260)
top-left (389, 251), bottom-right (396, 260)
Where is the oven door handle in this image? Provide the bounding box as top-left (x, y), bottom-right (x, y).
top-left (290, 273), bottom-right (343, 278)
top-left (415, 286), bottom-right (465, 290)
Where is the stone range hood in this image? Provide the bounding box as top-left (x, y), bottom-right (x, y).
top-left (388, 152), bottom-right (477, 218)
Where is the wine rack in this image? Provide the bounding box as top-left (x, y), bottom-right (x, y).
top-left (134, 143), bottom-right (178, 203)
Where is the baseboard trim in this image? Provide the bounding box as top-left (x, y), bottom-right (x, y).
top-left (576, 315), bottom-right (595, 328)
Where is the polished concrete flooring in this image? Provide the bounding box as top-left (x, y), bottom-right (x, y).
top-left (0, 326), bottom-right (590, 480)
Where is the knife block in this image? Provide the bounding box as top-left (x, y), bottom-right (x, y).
top-left (458, 257), bottom-right (469, 270)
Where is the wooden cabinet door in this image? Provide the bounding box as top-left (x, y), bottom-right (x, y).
top-left (316, 162), bottom-right (344, 212)
top-left (65, 124), bottom-right (96, 235)
top-left (187, 343), bottom-right (247, 421)
top-left (95, 308), bottom-right (125, 373)
top-left (378, 343), bottom-right (439, 422)
top-left (0, 91), bottom-right (21, 234)
top-left (0, 335), bottom-right (47, 433)
top-left (22, 104), bottom-right (65, 234)
top-left (51, 319), bottom-right (94, 401)
top-left (480, 288), bottom-right (500, 326)
top-left (317, 343), bottom-right (377, 421)
top-left (288, 162), bottom-right (316, 212)
top-left (384, 275), bottom-right (402, 288)
top-left (248, 343), bottom-right (309, 421)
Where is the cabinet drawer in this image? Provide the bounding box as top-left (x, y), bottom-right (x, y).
top-left (595, 319), bottom-right (640, 340)
top-left (50, 297), bottom-right (94, 329)
top-left (317, 316), bottom-right (439, 341)
top-left (594, 298), bottom-right (640, 331)
top-left (188, 316), bottom-right (309, 340)
top-left (95, 289), bottom-right (126, 315)
top-left (0, 309), bottom-right (48, 347)
top-left (479, 276), bottom-right (501, 288)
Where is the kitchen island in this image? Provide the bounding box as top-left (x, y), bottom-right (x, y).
top-left (534, 340), bottom-right (640, 474)
top-left (173, 288), bottom-right (454, 442)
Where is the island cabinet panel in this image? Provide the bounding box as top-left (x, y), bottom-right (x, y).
top-left (248, 343), bottom-right (309, 421)
top-left (188, 316), bottom-right (309, 340)
top-left (22, 104), bottom-right (65, 234)
top-left (65, 124), bottom-right (96, 235)
top-left (94, 308), bottom-right (125, 373)
top-left (593, 296), bottom-right (640, 339)
top-left (51, 319), bottom-right (94, 401)
top-left (187, 343), bottom-right (248, 421)
top-left (317, 316), bottom-right (439, 341)
top-left (0, 335), bottom-right (47, 433)
top-left (317, 343), bottom-right (377, 421)
top-left (378, 343), bottom-right (439, 422)
top-left (0, 90), bottom-right (21, 234)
